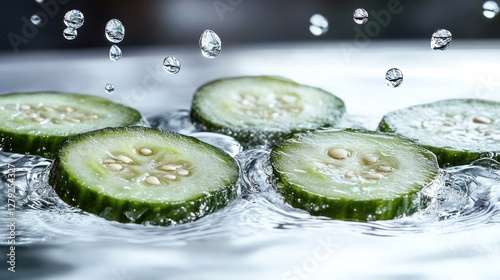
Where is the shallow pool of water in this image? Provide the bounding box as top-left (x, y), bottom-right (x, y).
top-left (1, 42), bottom-right (500, 279)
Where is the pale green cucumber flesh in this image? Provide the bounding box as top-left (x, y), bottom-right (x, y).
top-left (378, 99), bottom-right (500, 166)
top-left (49, 126), bottom-right (239, 226)
top-left (190, 76), bottom-right (347, 147)
top-left (271, 129), bottom-right (439, 221)
top-left (0, 92), bottom-right (145, 158)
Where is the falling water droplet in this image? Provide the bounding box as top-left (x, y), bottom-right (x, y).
top-left (31, 14), bottom-right (42, 26)
top-left (163, 56), bottom-right (181, 74)
top-left (35, 0), bottom-right (44, 3)
top-left (483, 1), bottom-right (500, 18)
top-left (309, 14), bottom-right (329, 36)
top-left (63, 10), bottom-right (84, 29)
top-left (199, 29), bottom-right (222, 58)
top-left (353, 8), bottom-right (369, 24)
top-left (105, 83), bottom-right (115, 94)
top-left (105, 19), bottom-right (125, 43)
top-left (385, 68), bottom-right (403, 88)
top-left (63, 28), bottom-right (77, 40)
top-left (430, 29), bottom-right (452, 51)
top-left (109, 45), bottom-right (122, 61)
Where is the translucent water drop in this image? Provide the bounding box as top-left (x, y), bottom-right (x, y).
top-left (163, 56), bottom-right (181, 74)
top-left (199, 29), bottom-right (222, 58)
top-left (353, 8), bottom-right (369, 24)
top-left (30, 14), bottom-right (42, 26)
top-left (63, 28), bottom-right (77, 40)
top-left (105, 19), bottom-right (125, 43)
top-left (385, 68), bottom-right (403, 88)
top-left (309, 14), bottom-right (329, 36)
top-left (430, 29), bottom-right (452, 51)
top-left (109, 45), bottom-right (122, 61)
top-left (63, 10), bottom-right (84, 29)
top-left (483, 1), bottom-right (500, 18)
top-left (35, 0), bottom-right (44, 3)
top-left (105, 83), bottom-right (115, 94)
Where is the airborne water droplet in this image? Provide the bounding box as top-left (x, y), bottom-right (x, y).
top-left (385, 68), bottom-right (403, 88)
top-left (199, 29), bottom-right (222, 58)
top-left (483, 1), bottom-right (500, 18)
top-left (309, 14), bottom-right (329, 36)
top-left (430, 29), bottom-right (452, 51)
top-left (353, 8), bottom-right (369, 24)
top-left (109, 45), bottom-right (122, 61)
top-left (63, 28), bottom-right (77, 40)
top-left (64, 10), bottom-right (84, 29)
top-left (35, 0), bottom-right (44, 3)
top-left (105, 19), bottom-right (125, 43)
top-left (105, 83), bottom-right (115, 94)
top-left (31, 14), bottom-right (42, 26)
top-left (163, 56), bottom-right (181, 74)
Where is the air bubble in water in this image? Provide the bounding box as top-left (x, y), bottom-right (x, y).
top-left (163, 56), bottom-right (181, 74)
top-left (430, 29), bottom-right (452, 51)
top-left (199, 29), bottom-right (222, 58)
top-left (105, 19), bottom-right (125, 43)
top-left (63, 28), bottom-right (77, 40)
top-left (31, 14), bottom-right (42, 26)
top-left (64, 10), bottom-right (84, 29)
top-left (309, 14), bottom-right (329, 36)
top-left (105, 83), bottom-right (115, 94)
top-left (483, 1), bottom-right (500, 18)
top-left (385, 68), bottom-right (403, 88)
top-left (353, 8), bottom-right (369, 24)
top-left (109, 45), bottom-right (122, 61)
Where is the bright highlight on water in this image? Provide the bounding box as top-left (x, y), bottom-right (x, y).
top-left (430, 29), bottom-right (452, 51)
top-left (199, 30), bottom-right (222, 58)
top-left (385, 68), bottom-right (403, 88)
top-left (483, 1), bottom-right (500, 18)
top-left (109, 45), bottom-right (122, 61)
top-left (353, 8), bottom-right (369, 24)
top-left (105, 19), bottom-right (125, 43)
top-left (163, 56), bottom-right (181, 74)
top-left (309, 14), bottom-right (329, 36)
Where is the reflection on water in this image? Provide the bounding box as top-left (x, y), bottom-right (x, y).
top-left (1, 110), bottom-right (500, 279)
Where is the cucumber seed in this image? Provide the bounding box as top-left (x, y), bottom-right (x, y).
top-left (362, 154), bottom-right (378, 164)
top-left (377, 165), bottom-right (394, 172)
top-left (107, 163), bottom-right (123, 171)
top-left (138, 147), bottom-right (153, 156)
top-left (145, 176), bottom-right (160, 185)
top-left (364, 173), bottom-right (383, 180)
top-left (115, 154), bottom-right (133, 164)
top-left (328, 148), bottom-right (350, 159)
top-left (159, 164), bottom-right (177, 171)
top-left (178, 169), bottom-right (190, 176)
top-left (473, 116), bottom-right (492, 124)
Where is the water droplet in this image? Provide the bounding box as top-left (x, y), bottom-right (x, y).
top-left (105, 19), bottom-right (125, 43)
top-left (353, 8), bottom-right (369, 24)
top-left (63, 10), bottom-right (84, 29)
top-left (385, 68), bottom-right (403, 88)
top-left (35, 0), bottom-right (44, 3)
top-left (430, 29), bottom-right (452, 51)
top-left (483, 1), bottom-right (500, 18)
top-left (105, 83), bottom-right (115, 94)
top-left (109, 45), bottom-right (122, 61)
top-left (309, 14), bottom-right (329, 36)
top-left (30, 14), bottom-right (42, 26)
top-left (63, 28), bottom-right (77, 40)
top-left (163, 56), bottom-right (181, 74)
top-left (199, 29), bottom-right (222, 58)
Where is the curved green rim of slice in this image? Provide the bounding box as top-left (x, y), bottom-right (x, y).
top-left (0, 92), bottom-right (145, 158)
top-left (190, 76), bottom-right (347, 148)
top-left (49, 126), bottom-right (239, 226)
top-left (378, 99), bottom-right (500, 167)
top-left (270, 129), bottom-right (439, 221)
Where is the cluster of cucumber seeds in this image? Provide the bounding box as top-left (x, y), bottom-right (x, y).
top-left (7, 103), bottom-right (99, 124)
top-left (101, 147), bottom-right (192, 186)
top-left (327, 147), bottom-right (395, 181)
top-left (234, 92), bottom-right (303, 119)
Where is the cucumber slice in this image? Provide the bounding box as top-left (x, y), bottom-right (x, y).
top-left (190, 76), bottom-right (347, 148)
top-left (0, 92), bottom-right (145, 158)
top-left (378, 99), bottom-right (500, 167)
top-left (270, 129), bottom-right (438, 221)
top-left (49, 126), bottom-right (239, 226)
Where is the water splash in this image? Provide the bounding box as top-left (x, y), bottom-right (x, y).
top-left (105, 19), bottom-right (125, 43)
top-left (353, 8), bottom-right (369, 24)
top-left (309, 14), bottom-right (329, 36)
top-left (199, 29), bottom-right (222, 58)
top-left (385, 68), bottom-right (403, 88)
top-left (163, 56), bottom-right (181, 74)
top-left (430, 29), bottom-right (452, 51)
top-left (109, 45), bottom-right (122, 61)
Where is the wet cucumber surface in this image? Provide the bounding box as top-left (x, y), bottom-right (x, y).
top-left (190, 76), bottom-right (347, 148)
top-left (270, 129), bottom-right (439, 221)
top-left (0, 92), bottom-right (145, 158)
top-left (49, 126), bottom-right (239, 226)
top-left (378, 99), bottom-right (500, 166)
